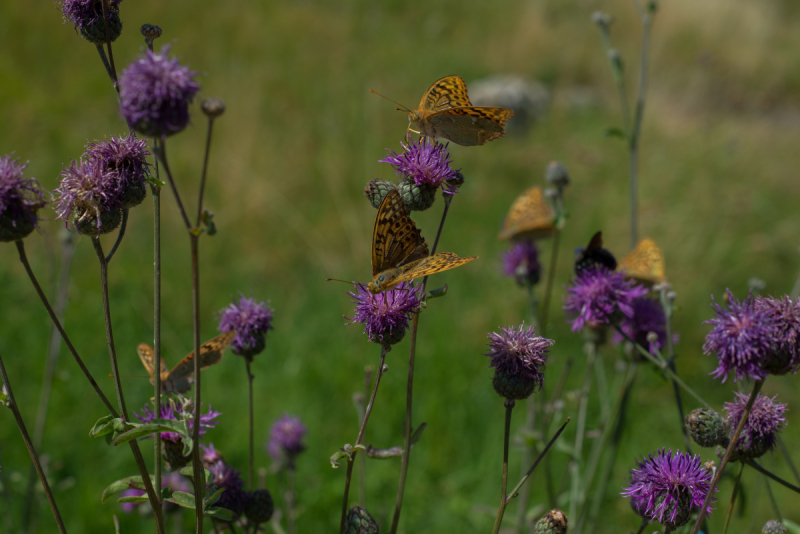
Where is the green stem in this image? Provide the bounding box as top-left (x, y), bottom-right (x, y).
top-left (538, 230), bottom-right (561, 337)
top-left (505, 418), bottom-right (571, 506)
top-left (190, 234), bottom-right (204, 533)
top-left (152, 177), bottom-right (163, 515)
top-left (744, 459), bottom-right (800, 494)
top-left (105, 208), bottom-right (128, 263)
top-left (195, 116), bottom-right (216, 228)
top-left (762, 468), bottom-right (783, 521)
top-left (568, 339), bottom-right (598, 522)
top-left (491, 400), bottom-right (516, 534)
top-left (777, 436), bottom-right (800, 485)
top-left (721, 462), bottom-right (745, 534)
top-left (246, 358), bottom-right (255, 491)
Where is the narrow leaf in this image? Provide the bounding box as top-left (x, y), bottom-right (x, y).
top-left (101, 476), bottom-right (156, 504)
top-left (117, 495), bottom-right (150, 504)
top-left (206, 507), bottom-right (237, 521)
top-left (410, 422), bottom-right (427, 446)
top-left (204, 486), bottom-right (225, 508)
top-left (113, 420), bottom-right (188, 446)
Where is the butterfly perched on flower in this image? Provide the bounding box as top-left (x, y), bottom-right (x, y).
top-left (498, 186), bottom-right (556, 241)
top-left (574, 231), bottom-right (617, 274)
top-left (368, 189), bottom-right (477, 293)
top-left (618, 238), bottom-right (665, 285)
top-left (137, 331), bottom-right (235, 393)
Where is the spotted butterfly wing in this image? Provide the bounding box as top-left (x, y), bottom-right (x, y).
top-left (385, 252), bottom-right (478, 287)
top-left (618, 238), bottom-right (665, 285)
top-left (137, 343), bottom-right (169, 384)
top-left (498, 186), bottom-right (556, 241)
top-left (371, 189), bottom-right (429, 275)
top-left (574, 231), bottom-right (617, 274)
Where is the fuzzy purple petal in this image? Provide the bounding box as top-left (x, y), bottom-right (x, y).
top-left (380, 136), bottom-right (459, 193)
top-left (346, 282), bottom-right (422, 344)
top-left (485, 324), bottom-right (553, 390)
top-left (59, 0), bottom-right (122, 29)
top-left (563, 266), bottom-right (649, 332)
top-left (0, 155), bottom-right (45, 232)
top-left (502, 240), bottom-right (541, 286)
top-left (135, 402), bottom-right (220, 443)
top-left (218, 294), bottom-right (275, 357)
top-left (724, 392), bottom-right (787, 454)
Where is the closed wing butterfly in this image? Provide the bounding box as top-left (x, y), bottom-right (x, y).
top-left (498, 186), bottom-right (556, 241)
top-left (368, 189), bottom-right (477, 293)
top-left (137, 331), bottom-right (236, 394)
top-left (618, 238), bottom-right (665, 285)
top-left (406, 75), bottom-right (514, 146)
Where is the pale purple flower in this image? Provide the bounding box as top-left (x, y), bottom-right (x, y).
top-left (53, 159), bottom-right (120, 228)
top-left (703, 290), bottom-right (778, 382)
top-left (346, 282), bottom-right (423, 345)
top-left (201, 443), bottom-right (225, 466)
top-left (0, 155), bottom-right (45, 241)
top-left (59, 0), bottom-right (121, 29)
top-left (85, 134), bottom-right (150, 190)
top-left (756, 295), bottom-right (800, 374)
top-left (485, 324), bottom-right (553, 391)
top-left (622, 449), bottom-right (715, 527)
top-left (724, 392), bottom-right (787, 456)
top-left (119, 46), bottom-right (200, 138)
top-left (208, 461), bottom-right (247, 515)
top-left (218, 294), bottom-right (275, 358)
top-left (564, 266), bottom-right (648, 332)
top-left (612, 297), bottom-right (669, 354)
top-left (380, 136), bottom-right (459, 193)
top-left (135, 401), bottom-right (220, 443)
top-left (502, 240), bottom-right (541, 286)
top-left (267, 414), bottom-right (307, 461)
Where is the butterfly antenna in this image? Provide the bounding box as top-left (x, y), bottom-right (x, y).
top-left (325, 278), bottom-right (357, 286)
top-left (369, 90), bottom-right (412, 113)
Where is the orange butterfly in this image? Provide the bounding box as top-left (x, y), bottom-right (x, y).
top-left (498, 186), bottom-right (556, 241)
top-left (617, 238), bottom-right (665, 285)
top-left (137, 331), bottom-right (236, 394)
top-left (367, 189), bottom-right (477, 293)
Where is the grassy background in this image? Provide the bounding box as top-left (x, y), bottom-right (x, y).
top-left (2, 0), bottom-right (800, 532)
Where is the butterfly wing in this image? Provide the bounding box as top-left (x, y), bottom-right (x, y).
top-left (618, 238), bottom-right (665, 284)
top-left (426, 107), bottom-right (515, 146)
top-left (163, 331), bottom-right (236, 394)
top-left (372, 189), bottom-right (429, 276)
top-left (498, 186), bottom-right (556, 241)
top-left (418, 75), bottom-right (472, 111)
top-left (137, 343), bottom-right (169, 386)
top-left (388, 252), bottom-right (478, 287)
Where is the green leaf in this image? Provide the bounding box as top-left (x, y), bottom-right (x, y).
top-left (145, 173), bottom-right (166, 187)
top-left (113, 420), bottom-right (188, 446)
top-left (179, 465), bottom-right (212, 485)
top-left (101, 476), bottom-right (156, 504)
top-left (117, 495), bottom-right (150, 504)
top-left (784, 519), bottom-right (800, 534)
top-left (410, 423), bottom-right (427, 446)
top-left (0, 390), bottom-right (9, 407)
top-left (89, 415), bottom-right (131, 438)
top-left (206, 507), bottom-right (237, 521)
top-left (604, 127), bottom-right (626, 140)
top-left (425, 285), bottom-right (447, 301)
top-left (204, 486), bottom-right (225, 508)
top-left (165, 491), bottom-right (197, 510)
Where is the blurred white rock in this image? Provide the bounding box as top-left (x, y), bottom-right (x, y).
top-left (468, 75), bottom-right (550, 133)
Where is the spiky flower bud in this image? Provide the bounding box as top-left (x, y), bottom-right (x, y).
top-left (202, 98), bottom-right (226, 119)
top-left (244, 489), bottom-right (274, 524)
top-left (397, 176), bottom-right (436, 212)
top-left (533, 509), bottom-right (568, 534)
top-left (686, 408), bottom-right (728, 448)
top-left (655, 488), bottom-right (693, 528)
top-left (545, 161), bottom-right (569, 189)
top-left (763, 520), bottom-right (788, 534)
top-left (486, 324), bottom-right (552, 400)
top-left (446, 170), bottom-right (465, 189)
top-left (364, 179), bottom-right (397, 209)
top-left (140, 23), bottom-right (162, 45)
top-left (80, 11), bottom-right (122, 43)
top-left (344, 506), bottom-right (379, 534)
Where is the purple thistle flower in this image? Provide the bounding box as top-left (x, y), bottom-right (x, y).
top-left (563, 266), bottom-right (648, 332)
top-left (267, 414), bottom-right (307, 462)
top-left (208, 460), bottom-right (247, 516)
top-left (218, 294), bottom-right (275, 359)
top-left (201, 443), bottom-right (225, 466)
top-left (346, 282), bottom-right (423, 346)
top-left (135, 401), bottom-right (220, 443)
top-left (485, 324), bottom-right (553, 392)
top-left (53, 159), bottom-right (121, 231)
top-left (756, 295), bottom-right (800, 374)
top-left (724, 392), bottom-right (787, 457)
top-left (0, 155), bottom-right (45, 242)
top-left (612, 297), bottom-right (668, 354)
top-left (502, 240), bottom-right (541, 286)
top-left (380, 136), bottom-right (459, 193)
top-left (59, 0), bottom-right (121, 30)
top-left (703, 290), bottom-right (778, 383)
top-left (119, 46), bottom-right (200, 138)
top-left (85, 135), bottom-right (150, 197)
top-left (622, 448), bottom-right (716, 527)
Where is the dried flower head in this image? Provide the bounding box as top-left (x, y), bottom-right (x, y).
top-left (346, 282), bottom-right (423, 346)
top-left (0, 155), bottom-right (45, 242)
top-left (119, 46), bottom-right (200, 138)
top-left (267, 414), bottom-right (307, 462)
top-left (486, 324), bottom-right (553, 399)
top-left (502, 239), bottom-right (541, 286)
top-left (703, 290), bottom-right (778, 382)
top-left (380, 136), bottom-right (459, 193)
top-left (135, 400), bottom-right (220, 443)
top-left (54, 159), bottom-right (122, 235)
top-left (59, 0), bottom-right (121, 30)
top-left (563, 266), bottom-right (648, 332)
top-left (612, 297), bottom-right (668, 355)
top-left (724, 392), bottom-right (787, 459)
top-left (756, 295), bottom-right (800, 375)
top-left (85, 134), bottom-right (150, 209)
top-left (622, 448), bottom-right (715, 528)
top-left (218, 294), bottom-right (275, 359)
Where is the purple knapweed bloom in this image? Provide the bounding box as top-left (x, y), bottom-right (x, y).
top-left (724, 392), bottom-right (787, 457)
top-left (380, 136), bottom-right (459, 193)
top-left (0, 155), bottom-right (45, 242)
top-left (502, 240), bottom-right (541, 286)
top-left (563, 266), bottom-right (648, 332)
top-left (85, 134), bottom-right (150, 208)
top-left (119, 46), bottom-right (200, 138)
top-left (703, 290), bottom-right (778, 383)
top-left (54, 159), bottom-right (122, 233)
top-left (622, 448), bottom-right (715, 527)
top-left (485, 324), bottom-right (553, 393)
top-left (135, 401), bottom-right (220, 443)
top-left (208, 460), bottom-right (247, 516)
top-left (59, 0), bottom-right (121, 30)
top-left (756, 295), bottom-right (800, 374)
top-left (267, 414), bottom-right (307, 462)
top-left (218, 294), bottom-right (274, 359)
top-left (346, 282), bottom-right (423, 346)
top-left (612, 297), bottom-right (668, 355)
top-left (201, 443), bottom-right (225, 466)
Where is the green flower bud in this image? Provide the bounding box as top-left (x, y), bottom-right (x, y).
top-left (344, 506), bottom-right (379, 534)
top-left (364, 179), bottom-right (397, 209)
top-left (533, 509), bottom-right (568, 534)
top-left (685, 408), bottom-right (728, 448)
top-left (397, 176), bottom-right (436, 212)
top-left (763, 520), bottom-right (788, 534)
top-left (244, 489), bottom-right (274, 524)
top-left (80, 11), bottom-right (122, 44)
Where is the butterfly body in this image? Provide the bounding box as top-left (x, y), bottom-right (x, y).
top-left (408, 76), bottom-right (514, 146)
top-left (368, 189), bottom-right (476, 293)
top-left (137, 331), bottom-right (235, 394)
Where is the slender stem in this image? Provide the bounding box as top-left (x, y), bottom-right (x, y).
top-left (689, 379), bottom-right (765, 534)
top-left (762, 468), bottom-right (782, 521)
top-left (339, 347), bottom-right (388, 534)
top-left (777, 436), bottom-right (800, 485)
top-left (15, 240), bottom-right (117, 415)
top-left (390, 193), bottom-right (454, 534)
top-left (543, 353), bottom-right (574, 508)
top-left (286, 466), bottom-right (297, 534)
top-left (721, 462), bottom-right (745, 534)
top-left (195, 117), bottom-right (216, 228)
top-left (596, 27), bottom-right (631, 136)
top-left (744, 459), bottom-right (800, 494)
top-left (246, 358), bottom-right (255, 491)
top-left (152, 178), bottom-right (163, 512)
top-left (94, 44), bottom-right (115, 82)
top-left (568, 340), bottom-right (597, 522)
top-left (156, 141), bottom-right (193, 230)
top-left (505, 417), bottom-right (571, 503)
top-left (0, 350), bottom-right (67, 534)
top-left (358, 366), bottom-right (374, 506)
top-left (190, 234), bottom-right (204, 533)
top-left (538, 230), bottom-right (561, 337)
top-left (105, 209), bottom-right (129, 263)
top-left (22, 233), bottom-right (76, 531)
top-left (491, 400), bottom-right (516, 534)
top-left (97, 0), bottom-right (135, 135)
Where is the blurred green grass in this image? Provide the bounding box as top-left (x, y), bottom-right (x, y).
top-left (1, 0), bottom-right (800, 532)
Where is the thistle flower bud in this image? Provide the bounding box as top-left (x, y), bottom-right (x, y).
top-left (446, 170), bottom-right (465, 189)
top-left (486, 324), bottom-right (552, 400)
top-left (685, 408), bottom-right (728, 448)
top-left (79, 11), bottom-right (122, 43)
top-left (344, 506), bottom-right (379, 534)
top-left (244, 489), bottom-right (274, 524)
top-left (591, 11), bottom-right (613, 28)
top-left (162, 439), bottom-right (191, 470)
top-left (656, 488), bottom-right (693, 528)
top-left (397, 176), bottom-right (436, 212)
top-left (533, 509), bottom-right (568, 534)
top-left (724, 392), bottom-right (787, 459)
top-left (545, 161), bottom-right (569, 189)
top-left (763, 520), bottom-right (788, 534)
top-left (0, 156), bottom-right (46, 242)
top-left (364, 179), bottom-right (397, 209)
top-left (202, 98), bottom-right (226, 119)
top-left (140, 23), bottom-right (162, 45)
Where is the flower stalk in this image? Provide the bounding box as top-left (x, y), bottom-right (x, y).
top-left (491, 400), bottom-right (516, 534)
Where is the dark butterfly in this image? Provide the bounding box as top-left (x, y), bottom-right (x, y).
top-left (574, 231), bottom-right (617, 274)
